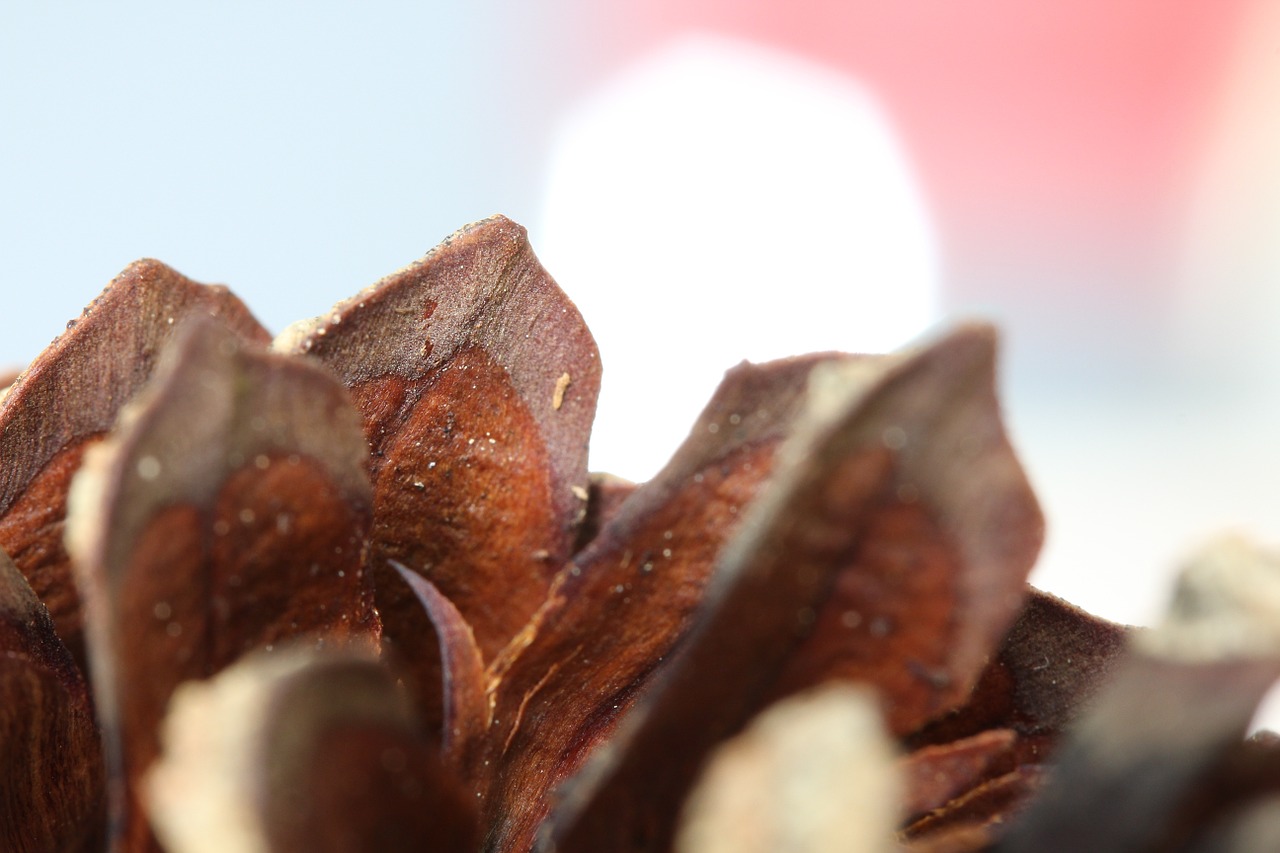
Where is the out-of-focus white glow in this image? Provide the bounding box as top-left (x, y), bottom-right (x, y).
top-left (537, 34), bottom-right (939, 481)
top-left (1174, 0), bottom-right (1280, 383)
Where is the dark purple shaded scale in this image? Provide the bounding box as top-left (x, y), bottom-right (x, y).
top-left (0, 259), bottom-right (268, 669)
top-left (67, 320), bottom-right (377, 852)
top-left (260, 656), bottom-right (478, 853)
top-left (541, 324), bottom-right (1043, 853)
top-left (470, 352), bottom-right (856, 853)
top-left (572, 472), bottom-right (638, 554)
top-left (903, 765), bottom-right (1049, 842)
top-left (995, 539), bottom-right (1280, 853)
top-left (147, 649), bottom-right (479, 853)
top-left (392, 562), bottom-right (489, 767)
top-left (0, 548), bottom-right (104, 853)
top-left (906, 588), bottom-right (1130, 752)
top-left (278, 218), bottom-right (602, 711)
top-left (901, 728), bottom-right (1020, 823)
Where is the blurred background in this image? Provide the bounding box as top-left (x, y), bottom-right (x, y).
top-left (4, 1), bottom-right (1280, 640)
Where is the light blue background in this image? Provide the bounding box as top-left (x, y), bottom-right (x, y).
top-left (1, 1), bottom-right (605, 361)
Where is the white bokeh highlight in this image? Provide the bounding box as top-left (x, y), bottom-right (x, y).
top-left (537, 34), bottom-right (939, 481)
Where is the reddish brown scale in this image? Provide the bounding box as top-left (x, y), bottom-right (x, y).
top-left (0, 549), bottom-right (104, 853)
top-left (543, 325), bottom-right (1043, 853)
top-left (69, 320), bottom-right (378, 852)
top-left (0, 260), bottom-right (268, 669)
top-left (900, 729), bottom-right (1021, 823)
top-left (769, 490), bottom-right (964, 735)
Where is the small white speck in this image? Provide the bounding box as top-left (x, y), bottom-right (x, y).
top-left (136, 456), bottom-right (162, 481)
top-left (254, 454), bottom-right (270, 470)
top-left (165, 622), bottom-right (182, 638)
top-left (707, 422), bottom-right (719, 434)
top-left (662, 549), bottom-right (672, 558)
top-left (239, 509), bottom-right (255, 524)
top-left (882, 426), bottom-right (907, 450)
top-left (153, 602), bottom-right (172, 620)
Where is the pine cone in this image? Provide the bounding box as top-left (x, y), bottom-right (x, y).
top-left (1, 217), bottom-right (1277, 853)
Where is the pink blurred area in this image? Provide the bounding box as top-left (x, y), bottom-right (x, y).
top-left (598, 0), bottom-right (1252, 351)
top-left (536, 0), bottom-right (1280, 634)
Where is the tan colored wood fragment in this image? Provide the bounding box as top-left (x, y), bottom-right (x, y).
top-left (553, 372), bottom-right (572, 410)
top-left (675, 685), bottom-right (900, 853)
